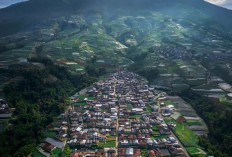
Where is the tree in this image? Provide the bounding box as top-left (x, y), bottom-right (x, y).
top-left (13, 144), bottom-right (36, 157)
top-left (61, 146), bottom-right (72, 157)
top-left (1, 57), bottom-right (96, 156)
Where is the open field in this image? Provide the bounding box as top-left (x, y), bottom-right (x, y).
top-left (105, 141), bottom-right (116, 147)
top-left (165, 119), bottom-right (199, 147)
top-left (186, 147), bottom-right (206, 156)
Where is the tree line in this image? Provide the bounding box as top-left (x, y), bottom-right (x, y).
top-left (0, 57), bottom-right (96, 157)
top-left (179, 89), bottom-right (232, 157)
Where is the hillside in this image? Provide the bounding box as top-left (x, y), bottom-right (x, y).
top-left (1, 0), bottom-right (232, 157)
top-left (1, 0), bottom-right (232, 36)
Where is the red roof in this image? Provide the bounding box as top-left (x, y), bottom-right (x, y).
top-left (70, 151), bottom-right (80, 157)
top-left (42, 143), bottom-right (55, 153)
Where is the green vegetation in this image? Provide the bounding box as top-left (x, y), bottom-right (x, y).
top-left (128, 63), bottom-right (159, 83)
top-left (141, 149), bottom-right (148, 157)
top-left (13, 144), bottom-right (36, 157)
top-left (151, 131), bottom-right (160, 136)
top-left (126, 103), bottom-right (133, 110)
top-left (32, 151), bottom-right (45, 157)
top-left (147, 106), bottom-right (152, 112)
top-left (105, 141), bottom-right (116, 147)
top-left (152, 125), bottom-right (158, 131)
top-left (78, 95), bottom-right (94, 101)
top-left (165, 119), bottom-right (198, 147)
top-left (42, 131), bottom-right (56, 138)
top-left (219, 96), bottom-right (230, 103)
top-left (129, 114), bottom-right (142, 119)
top-left (60, 146), bottom-right (72, 157)
top-left (162, 100), bottom-right (177, 108)
top-left (52, 122), bottom-right (59, 127)
top-left (124, 131), bottom-right (131, 134)
top-left (151, 134), bottom-right (168, 140)
top-left (96, 140), bottom-right (116, 148)
top-left (52, 148), bottom-right (62, 155)
top-left (180, 90), bottom-right (232, 157)
top-left (73, 102), bottom-right (86, 106)
top-left (0, 1), bottom-right (232, 156)
top-left (0, 58), bottom-right (96, 157)
top-left (85, 56), bottom-right (107, 77)
top-left (186, 147), bottom-right (202, 156)
top-left (184, 120), bottom-right (202, 126)
top-left (97, 141), bottom-right (105, 149)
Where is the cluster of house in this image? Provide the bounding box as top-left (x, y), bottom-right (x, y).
top-left (38, 137), bottom-right (66, 156)
top-left (69, 148), bottom-right (116, 157)
top-left (64, 70), bottom-right (186, 157)
top-left (155, 45), bottom-right (189, 60)
top-left (0, 99), bottom-right (15, 133)
top-left (35, 114), bottom-right (69, 156)
top-left (0, 99), bottom-right (14, 115)
top-left (118, 147), bottom-right (184, 157)
top-left (159, 101), bottom-right (175, 117)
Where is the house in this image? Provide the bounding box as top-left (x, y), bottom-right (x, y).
top-left (147, 139), bottom-right (154, 145)
top-left (118, 148), bottom-right (141, 157)
top-left (106, 148), bottom-right (116, 157)
top-left (157, 126), bottom-right (171, 135)
top-left (111, 108), bottom-right (116, 113)
top-left (45, 137), bottom-right (66, 150)
top-left (177, 116), bottom-right (186, 124)
top-left (169, 137), bottom-right (176, 143)
top-left (70, 150), bottom-right (80, 157)
top-left (132, 108), bottom-right (143, 113)
top-left (167, 121), bottom-right (176, 129)
top-left (169, 146), bottom-right (184, 155)
top-left (148, 150), bottom-right (157, 157)
top-left (126, 148), bottom-right (134, 156)
top-left (160, 149), bottom-right (171, 157)
top-left (120, 139), bottom-right (129, 146)
top-left (42, 143), bottom-right (55, 153)
top-left (148, 149), bottom-right (162, 157)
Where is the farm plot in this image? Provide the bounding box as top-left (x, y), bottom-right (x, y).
top-left (175, 60), bottom-right (207, 86)
top-left (165, 118), bottom-right (199, 147)
top-left (167, 96), bottom-right (208, 135)
top-left (192, 83), bottom-right (226, 98)
top-left (186, 147), bottom-right (206, 156)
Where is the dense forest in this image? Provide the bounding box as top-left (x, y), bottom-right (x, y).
top-left (178, 90), bottom-right (232, 157)
top-left (85, 56), bottom-right (107, 77)
top-left (127, 52), bottom-right (159, 83)
top-left (0, 58), bottom-right (96, 157)
top-left (128, 62), bottom-right (159, 83)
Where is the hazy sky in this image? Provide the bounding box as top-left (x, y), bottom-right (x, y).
top-left (0, 0), bottom-right (232, 10)
top-left (205, 0), bottom-right (232, 9)
top-left (0, 0), bottom-right (27, 8)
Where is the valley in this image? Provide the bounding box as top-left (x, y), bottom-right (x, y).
top-left (33, 70), bottom-right (206, 157)
top-left (1, 0), bottom-right (232, 157)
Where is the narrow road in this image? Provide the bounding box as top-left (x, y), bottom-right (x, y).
top-left (169, 129), bottom-right (190, 157)
top-left (157, 95), bottom-right (190, 157)
top-left (113, 83), bottom-right (119, 157)
top-left (115, 106), bottom-right (119, 157)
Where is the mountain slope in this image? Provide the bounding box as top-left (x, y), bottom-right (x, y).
top-left (0, 0), bottom-right (232, 36)
top-left (1, 0), bottom-right (232, 157)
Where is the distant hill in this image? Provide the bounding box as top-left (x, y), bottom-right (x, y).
top-left (0, 0), bottom-right (232, 36)
top-left (0, 0), bottom-right (27, 7)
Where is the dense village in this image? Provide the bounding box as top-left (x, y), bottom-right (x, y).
top-left (2, 0), bottom-right (232, 156)
top-left (23, 70), bottom-right (210, 157)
